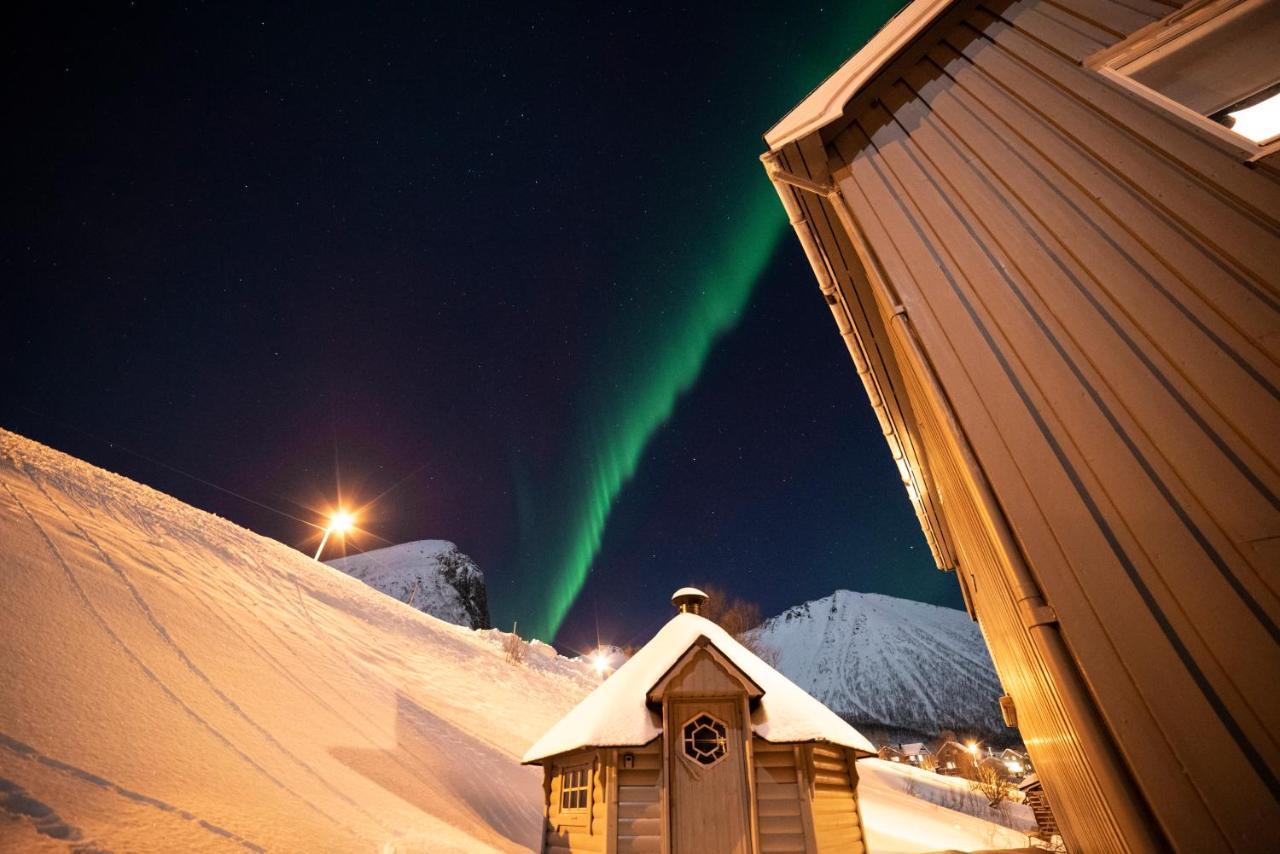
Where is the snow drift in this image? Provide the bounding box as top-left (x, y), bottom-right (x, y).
top-left (0, 430), bottom-right (595, 852)
top-left (327, 540), bottom-right (490, 629)
top-left (746, 590), bottom-right (1007, 739)
top-left (0, 430), bottom-right (1033, 852)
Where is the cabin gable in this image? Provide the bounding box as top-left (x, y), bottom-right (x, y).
top-left (646, 640), bottom-right (763, 703)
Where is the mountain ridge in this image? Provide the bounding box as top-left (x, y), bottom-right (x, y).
top-left (745, 589), bottom-right (1008, 742)
top-left (327, 540), bottom-right (490, 629)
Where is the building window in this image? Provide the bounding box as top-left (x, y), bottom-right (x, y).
top-left (682, 713), bottom-right (728, 766)
top-left (559, 765), bottom-right (589, 812)
top-left (1093, 0), bottom-right (1280, 147)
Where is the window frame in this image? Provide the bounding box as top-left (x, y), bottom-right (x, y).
top-left (680, 711), bottom-right (730, 768)
top-left (557, 763), bottom-right (591, 825)
top-left (1086, 0), bottom-right (1280, 163)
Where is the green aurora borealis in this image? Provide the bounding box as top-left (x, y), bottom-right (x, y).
top-left (511, 3), bottom-right (906, 642)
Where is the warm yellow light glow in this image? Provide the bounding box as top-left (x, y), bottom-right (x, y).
top-left (966, 741), bottom-right (979, 754)
top-left (329, 510), bottom-right (355, 534)
top-left (590, 650), bottom-right (610, 676)
top-left (1227, 90), bottom-right (1280, 144)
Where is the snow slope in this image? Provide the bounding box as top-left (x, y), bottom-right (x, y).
top-left (0, 430), bottom-right (595, 852)
top-left (327, 540), bottom-right (490, 629)
top-left (745, 590), bottom-right (1007, 738)
top-left (0, 430), bottom-right (1030, 852)
top-left (858, 759), bottom-right (1036, 853)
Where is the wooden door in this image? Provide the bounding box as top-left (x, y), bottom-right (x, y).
top-left (667, 698), bottom-right (751, 854)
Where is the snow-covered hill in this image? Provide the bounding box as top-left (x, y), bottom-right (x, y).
top-left (328, 540), bottom-right (490, 629)
top-left (745, 590), bottom-right (1007, 740)
top-left (0, 430), bottom-right (595, 852)
top-left (0, 430), bottom-right (1031, 852)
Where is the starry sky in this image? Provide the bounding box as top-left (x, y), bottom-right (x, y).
top-left (3, 0), bottom-right (962, 651)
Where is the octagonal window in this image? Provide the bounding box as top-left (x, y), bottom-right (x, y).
top-left (681, 712), bottom-right (728, 766)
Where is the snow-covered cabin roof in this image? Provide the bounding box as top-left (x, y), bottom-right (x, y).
top-left (901, 742), bottom-right (931, 756)
top-left (523, 611), bottom-right (874, 764)
top-left (764, 0), bottom-right (956, 150)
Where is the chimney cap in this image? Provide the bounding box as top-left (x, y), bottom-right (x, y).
top-left (671, 587), bottom-right (709, 615)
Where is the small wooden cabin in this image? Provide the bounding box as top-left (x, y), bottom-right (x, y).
top-left (933, 740), bottom-right (978, 778)
top-left (876, 744), bottom-right (904, 762)
top-left (763, 0), bottom-right (1280, 849)
top-left (899, 741), bottom-right (934, 770)
top-left (523, 588), bottom-right (874, 854)
top-left (1018, 774), bottom-right (1060, 840)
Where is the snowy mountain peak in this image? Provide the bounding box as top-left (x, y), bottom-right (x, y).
top-left (746, 589), bottom-right (1007, 741)
top-left (326, 539), bottom-right (490, 629)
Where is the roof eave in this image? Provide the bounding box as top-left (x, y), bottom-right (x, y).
top-left (764, 0), bottom-right (958, 151)
top-left (523, 733), bottom-right (664, 766)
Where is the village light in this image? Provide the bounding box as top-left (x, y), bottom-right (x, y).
top-left (966, 741), bottom-right (979, 755)
top-left (590, 649), bottom-right (611, 678)
top-left (313, 508), bottom-right (356, 561)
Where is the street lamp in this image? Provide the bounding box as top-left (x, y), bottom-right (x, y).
top-left (313, 509), bottom-right (355, 561)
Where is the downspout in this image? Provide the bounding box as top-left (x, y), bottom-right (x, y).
top-left (777, 154), bottom-right (1165, 851)
top-left (761, 150), bottom-right (950, 573)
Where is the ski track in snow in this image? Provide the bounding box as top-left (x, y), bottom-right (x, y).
top-left (2, 477), bottom-right (363, 844)
top-left (0, 431), bottom-right (1031, 852)
top-left (26, 472), bottom-right (393, 835)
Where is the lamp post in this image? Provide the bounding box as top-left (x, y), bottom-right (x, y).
top-left (313, 509), bottom-right (355, 561)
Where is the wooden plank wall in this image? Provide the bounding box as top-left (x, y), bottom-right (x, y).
top-left (752, 739), bottom-right (807, 853)
top-left (616, 743), bottom-right (662, 854)
top-left (807, 745), bottom-right (865, 854)
top-left (774, 0), bottom-right (1280, 849)
top-left (545, 749), bottom-right (609, 854)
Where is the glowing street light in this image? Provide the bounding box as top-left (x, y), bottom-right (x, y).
top-left (590, 650), bottom-right (611, 678)
top-left (313, 509), bottom-right (356, 561)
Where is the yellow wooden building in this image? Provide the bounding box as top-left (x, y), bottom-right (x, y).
top-left (763, 0), bottom-right (1280, 850)
top-left (523, 588), bottom-right (874, 854)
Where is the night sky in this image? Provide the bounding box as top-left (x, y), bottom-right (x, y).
top-left (4, 1), bottom-right (961, 651)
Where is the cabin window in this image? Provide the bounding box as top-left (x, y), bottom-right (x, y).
top-left (681, 712), bottom-right (728, 766)
top-left (559, 765), bottom-right (590, 812)
top-left (1094, 0), bottom-right (1280, 147)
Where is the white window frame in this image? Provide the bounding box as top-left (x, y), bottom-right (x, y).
top-left (1087, 0), bottom-right (1280, 163)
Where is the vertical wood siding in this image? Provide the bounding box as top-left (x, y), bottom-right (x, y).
top-left (775, 0), bottom-right (1280, 849)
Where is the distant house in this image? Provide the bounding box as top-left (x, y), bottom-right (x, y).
top-left (523, 587), bottom-right (876, 853)
top-left (998, 748), bottom-right (1031, 778)
top-left (933, 741), bottom-right (978, 778)
top-left (900, 741), bottom-right (935, 771)
top-left (877, 745), bottom-right (904, 763)
top-left (1019, 774), bottom-right (1059, 841)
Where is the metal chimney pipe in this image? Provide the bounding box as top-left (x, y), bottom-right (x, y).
top-left (671, 587), bottom-right (709, 615)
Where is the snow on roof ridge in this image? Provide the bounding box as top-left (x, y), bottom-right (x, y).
top-left (522, 611), bottom-right (873, 764)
